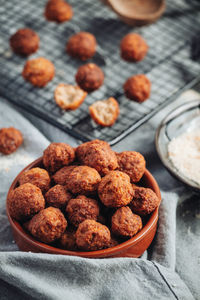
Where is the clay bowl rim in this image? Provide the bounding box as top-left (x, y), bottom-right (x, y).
top-left (106, 0), bottom-right (166, 23)
top-left (6, 157), bottom-right (161, 258)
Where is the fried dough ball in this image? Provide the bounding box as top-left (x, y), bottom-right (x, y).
top-left (111, 206), bottom-right (142, 238)
top-left (98, 171), bottom-right (133, 208)
top-left (75, 63), bottom-right (104, 92)
top-left (67, 32), bottom-right (97, 61)
top-left (22, 57), bottom-right (55, 87)
top-left (8, 183), bottom-right (45, 221)
top-left (54, 83), bottom-right (87, 110)
top-left (58, 227), bottom-right (77, 250)
top-left (123, 74), bottom-right (151, 103)
top-left (19, 167), bottom-right (51, 193)
top-left (117, 151), bottom-right (146, 183)
top-left (66, 166), bottom-right (101, 195)
top-left (27, 207), bottom-right (67, 243)
top-left (45, 184), bottom-right (72, 209)
top-left (130, 187), bottom-right (160, 216)
top-left (76, 220), bottom-right (111, 251)
top-left (120, 33), bottom-right (148, 62)
top-left (89, 97), bottom-right (120, 127)
top-left (76, 139), bottom-right (118, 176)
top-left (0, 127), bottom-right (23, 155)
top-left (66, 195), bottom-right (99, 227)
top-left (53, 165), bottom-right (77, 185)
top-left (43, 143), bottom-right (75, 173)
top-left (44, 0), bottom-right (73, 23)
top-left (109, 237), bottom-right (119, 248)
top-left (10, 28), bottom-right (40, 56)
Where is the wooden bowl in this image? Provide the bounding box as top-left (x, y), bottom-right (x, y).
top-left (103, 0), bottom-right (166, 26)
top-left (6, 157), bottom-right (161, 258)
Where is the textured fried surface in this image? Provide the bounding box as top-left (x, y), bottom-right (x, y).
top-left (22, 57), bottom-right (55, 87)
top-left (76, 139), bottom-right (118, 176)
top-left (0, 127), bottom-right (23, 155)
top-left (76, 220), bottom-right (111, 251)
top-left (58, 227), bottom-right (77, 250)
top-left (111, 206), bottom-right (142, 237)
top-left (67, 32), bottom-right (96, 61)
top-left (117, 151), bottom-right (146, 183)
top-left (130, 187), bottom-right (160, 216)
top-left (27, 207), bottom-right (67, 243)
top-left (66, 166), bottom-right (101, 195)
top-left (45, 184), bottom-right (72, 209)
top-left (124, 74), bottom-right (151, 102)
top-left (19, 167), bottom-right (51, 193)
top-left (98, 171), bottom-right (133, 207)
top-left (45, 0), bottom-right (73, 23)
top-left (10, 28), bottom-right (39, 56)
top-left (120, 33), bottom-right (148, 62)
top-left (66, 195), bottom-right (99, 227)
top-left (75, 63), bottom-right (104, 92)
top-left (43, 142), bottom-right (75, 173)
top-left (53, 165), bottom-right (77, 185)
top-left (8, 183), bottom-right (45, 220)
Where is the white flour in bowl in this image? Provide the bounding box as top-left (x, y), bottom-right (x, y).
top-left (168, 129), bottom-right (200, 186)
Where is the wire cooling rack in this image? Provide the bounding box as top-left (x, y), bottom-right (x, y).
top-left (0, 0), bottom-right (200, 145)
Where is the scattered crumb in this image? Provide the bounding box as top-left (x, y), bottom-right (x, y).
top-left (0, 152), bottom-right (35, 172)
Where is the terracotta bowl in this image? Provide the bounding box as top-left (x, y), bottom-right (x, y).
top-left (6, 157), bottom-right (161, 258)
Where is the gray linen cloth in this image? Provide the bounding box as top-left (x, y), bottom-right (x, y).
top-left (0, 95), bottom-right (199, 300)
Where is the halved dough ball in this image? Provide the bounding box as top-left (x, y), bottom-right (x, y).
top-left (54, 83), bottom-right (87, 110)
top-left (89, 97), bottom-right (119, 127)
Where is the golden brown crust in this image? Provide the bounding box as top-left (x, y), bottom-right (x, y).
top-left (52, 165), bottom-right (77, 185)
top-left (76, 139), bottom-right (118, 176)
top-left (123, 74), bottom-right (151, 102)
top-left (89, 97), bottom-right (120, 127)
top-left (27, 207), bottom-right (67, 243)
top-left (130, 187), bottom-right (160, 216)
top-left (10, 28), bottom-right (39, 56)
top-left (0, 127), bottom-right (23, 155)
top-left (45, 0), bottom-right (73, 23)
top-left (8, 183), bottom-right (45, 220)
top-left (116, 151), bottom-right (146, 183)
top-left (22, 57), bottom-right (55, 87)
top-left (66, 166), bottom-right (101, 195)
top-left (120, 33), bottom-right (148, 62)
top-left (45, 184), bottom-right (72, 209)
top-left (111, 206), bottom-right (142, 237)
top-left (75, 63), bottom-right (104, 92)
top-left (19, 167), bottom-right (51, 193)
top-left (67, 32), bottom-right (97, 61)
top-left (98, 171), bottom-right (133, 208)
top-left (76, 220), bottom-right (111, 251)
top-left (66, 195), bottom-right (99, 227)
top-left (58, 227), bottom-right (77, 250)
top-left (43, 143), bottom-right (75, 173)
top-left (54, 84), bottom-right (87, 110)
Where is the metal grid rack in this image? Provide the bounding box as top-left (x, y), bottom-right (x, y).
top-left (0, 0), bottom-right (200, 145)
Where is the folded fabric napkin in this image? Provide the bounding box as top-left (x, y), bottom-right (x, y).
top-left (0, 97), bottom-right (199, 300)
